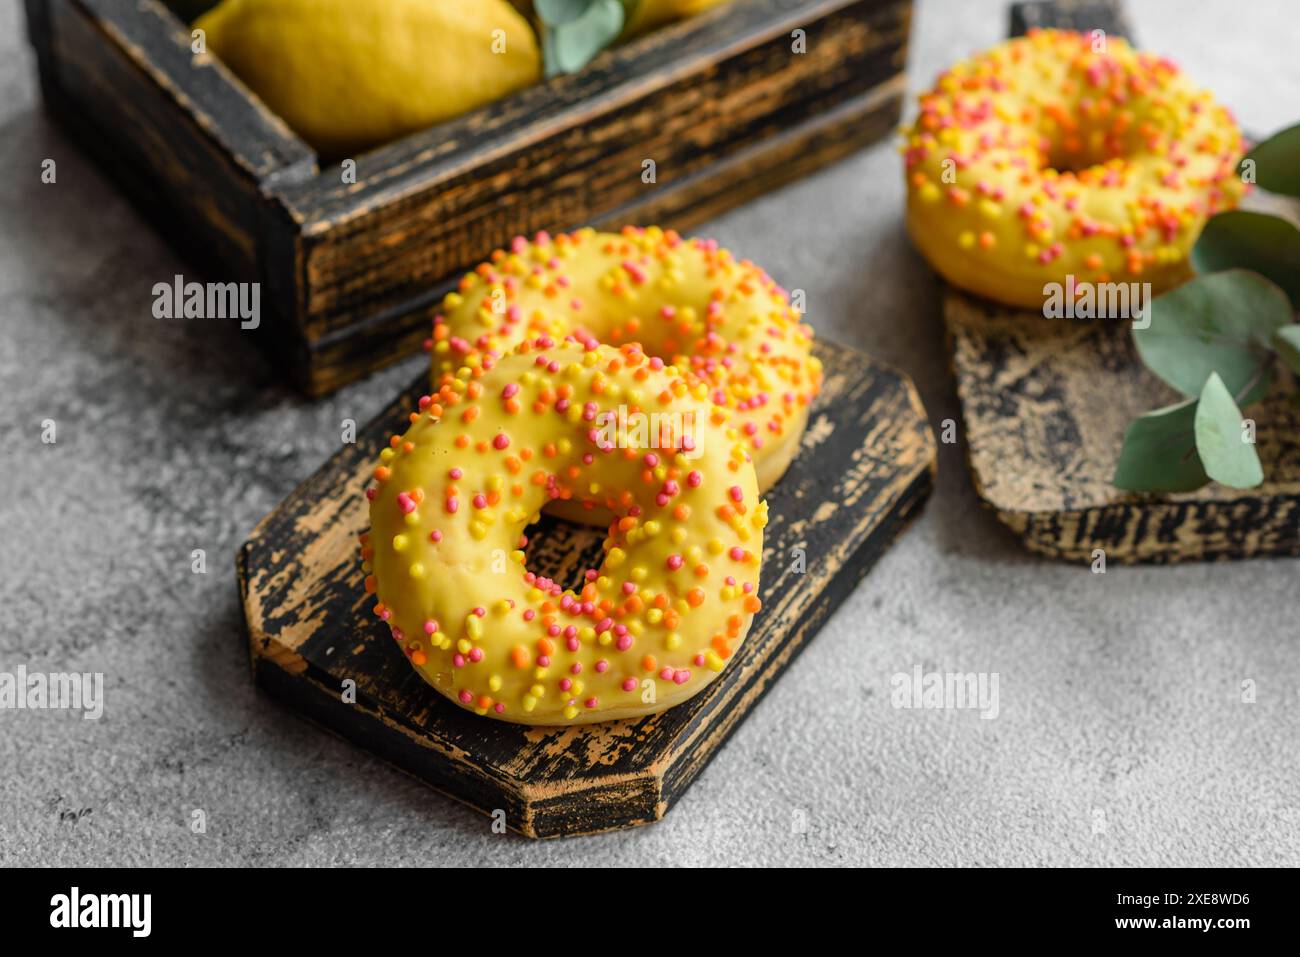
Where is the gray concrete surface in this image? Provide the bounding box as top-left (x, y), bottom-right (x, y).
top-left (2, 0), bottom-right (1298, 866)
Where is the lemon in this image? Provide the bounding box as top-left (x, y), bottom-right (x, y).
top-left (196, 0), bottom-right (541, 157)
top-left (623, 0), bottom-right (727, 38)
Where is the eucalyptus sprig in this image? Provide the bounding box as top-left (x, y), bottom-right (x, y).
top-left (1113, 123), bottom-right (1300, 494)
top-left (535, 0), bottom-right (634, 76)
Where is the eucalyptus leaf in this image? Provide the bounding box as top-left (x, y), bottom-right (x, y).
top-left (1194, 373), bottom-right (1264, 489)
top-left (1112, 398), bottom-right (1209, 493)
top-left (536, 0), bottom-right (602, 26)
top-left (1134, 269), bottom-right (1290, 401)
top-left (1245, 123), bottom-right (1300, 199)
top-left (1273, 324), bottom-right (1300, 376)
top-left (546, 0), bottom-right (625, 75)
top-left (1191, 211), bottom-right (1300, 309)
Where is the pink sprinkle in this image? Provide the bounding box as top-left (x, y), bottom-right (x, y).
top-left (459, 690), bottom-right (473, 704)
top-left (428, 530), bottom-right (442, 543)
top-left (423, 620), bottom-right (439, 634)
top-left (449, 467), bottom-right (462, 480)
top-left (622, 678), bottom-right (637, 692)
top-left (595, 660), bottom-right (609, 673)
top-left (687, 470), bottom-right (703, 488)
top-left (396, 492), bottom-right (416, 514)
top-left (667, 554), bottom-right (684, 571)
top-left (472, 493), bottom-right (488, 509)
top-left (585, 698), bottom-right (599, 709)
top-left (729, 486), bottom-right (744, 503)
top-left (493, 434), bottom-right (510, 450)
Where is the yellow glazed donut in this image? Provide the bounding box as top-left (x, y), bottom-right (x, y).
top-left (363, 338), bottom-right (767, 724)
top-left (902, 29), bottom-right (1246, 309)
top-left (427, 226), bottom-right (821, 506)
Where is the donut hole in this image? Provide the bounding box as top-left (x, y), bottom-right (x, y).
top-left (517, 513), bottom-right (606, 596)
top-left (1036, 116), bottom-right (1136, 174)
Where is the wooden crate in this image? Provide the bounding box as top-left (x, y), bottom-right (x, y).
top-left (238, 340), bottom-right (936, 837)
top-left (24, 0), bottom-right (913, 395)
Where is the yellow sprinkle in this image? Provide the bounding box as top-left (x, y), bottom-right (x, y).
top-left (408, 563), bottom-right (425, 579)
top-left (392, 534), bottom-right (409, 552)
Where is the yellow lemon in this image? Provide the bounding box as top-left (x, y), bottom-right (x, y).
top-left (196, 0), bottom-right (541, 157)
top-left (623, 0), bottom-right (728, 38)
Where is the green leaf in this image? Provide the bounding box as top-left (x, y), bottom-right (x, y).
top-left (1273, 324), bottom-right (1300, 376)
top-left (536, 0), bottom-right (600, 25)
top-left (1113, 398), bottom-right (1209, 493)
top-left (1191, 211), bottom-right (1300, 309)
top-left (1194, 372), bottom-right (1264, 489)
top-left (543, 0), bottom-right (625, 76)
top-left (1134, 269), bottom-right (1289, 401)
top-left (1245, 123), bottom-right (1300, 198)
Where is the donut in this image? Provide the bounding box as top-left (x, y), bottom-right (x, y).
top-left (362, 337), bottom-right (767, 724)
top-left (901, 29), bottom-right (1246, 309)
top-left (427, 226), bottom-right (821, 508)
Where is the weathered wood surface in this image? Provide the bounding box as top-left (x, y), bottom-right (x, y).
top-left (946, 297), bottom-right (1300, 563)
top-left (238, 340), bottom-right (936, 837)
top-left (25, 0), bottom-right (912, 395)
top-left (1008, 0), bottom-right (1133, 40)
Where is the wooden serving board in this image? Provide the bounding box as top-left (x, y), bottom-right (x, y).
top-left (947, 296), bottom-right (1300, 563)
top-left (237, 341), bottom-right (935, 838)
top-left (943, 1), bottom-right (1300, 564)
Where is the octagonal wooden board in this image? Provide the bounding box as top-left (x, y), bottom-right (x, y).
top-left (236, 339), bottom-right (935, 838)
top-left (942, 0), bottom-right (1300, 564)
